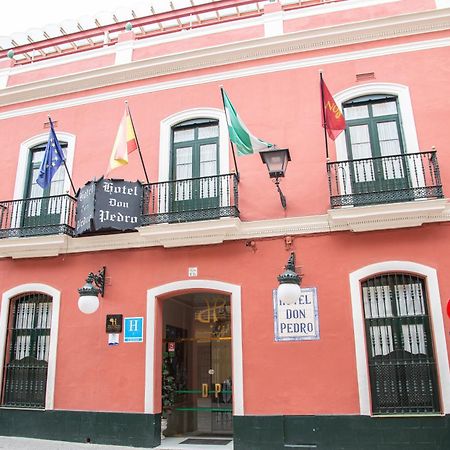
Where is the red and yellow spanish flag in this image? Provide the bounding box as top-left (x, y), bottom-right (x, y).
top-left (106, 107), bottom-right (138, 174)
top-left (321, 78), bottom-right (346, 140)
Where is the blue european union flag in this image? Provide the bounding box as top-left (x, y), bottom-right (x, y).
top-left (36, 119), bottom-right (65, 189)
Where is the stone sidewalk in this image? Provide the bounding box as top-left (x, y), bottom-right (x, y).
top-left (0, 436), bottom-right (233, 450)
top-left (0, 437), bottom-right (148, 450)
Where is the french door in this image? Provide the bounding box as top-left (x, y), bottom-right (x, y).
top-left (171, 119), bottom-right (220, 216)
top-left (22, 143), bottom-right (67, 229)
top-left (343, 96), bottom-right (411, 205)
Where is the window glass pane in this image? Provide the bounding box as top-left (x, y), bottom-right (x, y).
top-left (344, 105), bottom-right (369, 120)
top-left (349, 125), bottom-right (371, 158)
top-left (373, 101), bottom-right (397, 117)
top-left (174, 128), bottom-right (195, 143)
top-left (16, 302), bottom-right (35, 329)
top-left (198, 125), bottom-right (219, 139)
top-left (349, 125), bottom-right (374, 182)
top-left (176, 147), bottom-right (193, 181)
top-left (377, 122), bottom-right (403, 179)
top-left (363, 285), bottom-right (393, 318)
top-left (369, 325), bottom-right (394, 356)
top-left (32, 150), bottom-right (44, 163)
top-left (402, 324), bottom-right (426, 355)
top-left (395, 283), bottom-right (425, 317)
top-left (15, 335), bottom-right (31, 360)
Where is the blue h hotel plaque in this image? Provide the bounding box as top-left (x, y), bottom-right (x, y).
top-left (76, 178), bottom-right (142, 236)
top-left (124, 317), bottom-right (144, 343)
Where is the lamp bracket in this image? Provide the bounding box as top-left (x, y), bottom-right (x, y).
top-left (85, 266), bottom-right (106, 297)
top-left (277, 252), bottom-right (301, 285)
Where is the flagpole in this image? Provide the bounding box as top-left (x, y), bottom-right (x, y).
top-left (220, 87), bottom-right (240, 181)
top-left (48, 116), bottom-right (76, 194)
top-left (319, 72), bottom-right (330, 161)
top-left (125, 102), bottom-right (150, 185)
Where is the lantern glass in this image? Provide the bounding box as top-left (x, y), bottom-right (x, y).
top-left (78, 295), bottom-right (100, 314)
top-left (277, 282), bottom-right (301, 305)
top-left (260, 149), bottom-right (291, 178)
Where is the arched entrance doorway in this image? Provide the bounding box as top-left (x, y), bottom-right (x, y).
top-left (145, 280), bottom-right (243, 442)
top-left (163, 292), bottom-right (232, 437)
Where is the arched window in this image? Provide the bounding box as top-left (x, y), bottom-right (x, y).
top-left (26, 141), bottom-right (68, 200)
top-left (361, 273), bottom-right (440, 414)
top-left (1, 293), bottom-right (53, 408)
top-left (171, 118), bottom-right (220, 208)
top-left (342, 94), bottom-right (411, 205)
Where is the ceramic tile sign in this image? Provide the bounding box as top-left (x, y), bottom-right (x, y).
top-left (273, 287), bottom-right (320, 341)
top-left (124, 317), bottom-right (144, 343)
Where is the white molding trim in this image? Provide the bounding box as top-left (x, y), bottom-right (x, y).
top-left (0, 283), bottom-right (61, 410)
top-left (333, 82), bottom-right (420, 161)
top-left (145, 280), bottom-right (243, 415)
top-left (1, 6), bottom-right (450, 111)
top-left (4, 0), bottom-right (397, 77)
top-left (159, 108), bottom-right (229, 183)
top-left (14, 132), bottom-right (76, 199)
top-left (436, 0), bottom-right (450, 8)
top-left (1, 36), bottom-right (450, 120)
top-left (1, 199), bottom-right (449, 258)
top-left (349, 261), bottom-right (450, 415)
top-left (115, 40), bottom-right (135, 65)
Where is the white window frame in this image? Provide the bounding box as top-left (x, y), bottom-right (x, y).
top-left (349, 261), bottom-right (450, 415)
top-left (0, 283), bottom-right (61, 410)
top-left (14, 132), bottom-right (76, 200)
top-left (333, 83), bottom-right (425, 198)
top-left (159, 108), bottom-right (229, 183)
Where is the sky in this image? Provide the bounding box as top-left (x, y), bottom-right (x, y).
top-left (0, 0), bottom-right (142, 37)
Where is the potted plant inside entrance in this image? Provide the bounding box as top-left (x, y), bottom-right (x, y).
top-left (161, 352), bottom-right (176, 439)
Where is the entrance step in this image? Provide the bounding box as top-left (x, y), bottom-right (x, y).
top-left (156, 437), bottom-right (233, 450)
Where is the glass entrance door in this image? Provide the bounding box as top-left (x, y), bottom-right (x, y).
top-left (163, 294), bottom-right (232, 437)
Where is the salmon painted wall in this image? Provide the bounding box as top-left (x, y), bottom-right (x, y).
top-left (0, 226), bottom-right (448, 414)
top-left (1, 42), bottom-right (449, 219)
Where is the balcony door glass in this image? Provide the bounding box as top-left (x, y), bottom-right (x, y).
top-left (171, 119), bottom-right (219, 214)
top-left (343, 95), bottom-right (410, 204)
top-left (23, 143), bottom-right (67, 228)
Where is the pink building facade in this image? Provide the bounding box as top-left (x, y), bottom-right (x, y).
top-left (0, 1), bottom-right (449, 448)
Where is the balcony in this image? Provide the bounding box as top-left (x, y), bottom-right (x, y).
top-left (0, 174), bottom-right (239, 240)
top-left (0, 194), bottom-right (77, 239)
top-left (142, 173), bottom-right (239, 225)
top-left (327, 151), bottom-right (443, 208)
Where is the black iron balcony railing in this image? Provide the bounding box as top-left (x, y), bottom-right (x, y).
top-left (0, 194), bottom-right (77, 239)
top-left (142, 173), bottom-right (239, 225)
top-left (327, 151), bottom-right (443, 208)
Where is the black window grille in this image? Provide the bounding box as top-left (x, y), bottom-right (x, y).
top-left (362, 274), bottom-right (441, 414)
top-left (1, 293), bottom-right (52, 408)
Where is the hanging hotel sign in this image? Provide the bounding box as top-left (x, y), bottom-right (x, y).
top-left (273, 287), bottom-right (320, 341)
top-left (76, 178), bottom-right (142, 235)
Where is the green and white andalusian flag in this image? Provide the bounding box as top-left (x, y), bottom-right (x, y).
top-left (221, 88), bottom-right (273, 156)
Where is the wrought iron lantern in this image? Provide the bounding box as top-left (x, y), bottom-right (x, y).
top-left (77, 267), bottom-right (106, 314)
top-left (277, 252), bottom-right (301, 305)
top-left (260, 148), bottom-right (291, 209)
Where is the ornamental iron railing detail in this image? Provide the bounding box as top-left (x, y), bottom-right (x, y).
top-left (142, 173), bottom-right (239, 225)
top-left (327, 151), bottom-right (443, 208)
top-left (1, 293), bottom-right (52, 409)
top-left (0, 194), bottom-right (77, 239)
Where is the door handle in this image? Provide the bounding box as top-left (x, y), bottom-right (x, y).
top-left (214, 383), bottom-right (221, 398)
top-left (202, 383), bottom-right (209, 398)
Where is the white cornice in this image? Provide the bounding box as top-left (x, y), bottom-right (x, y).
top-left (0, 199), bottom-right (449, 259)
top-left (1, 35), bottom-right (449, 121)
top-left (0, 7), bottom-right (449, 108)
